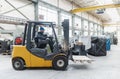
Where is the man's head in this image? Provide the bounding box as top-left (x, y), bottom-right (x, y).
top-left (40, 27), bottom-right (45, 33)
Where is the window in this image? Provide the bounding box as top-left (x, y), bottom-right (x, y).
top-left (98, 32), bottom-right (101, 35)
top-left (74, 17), bottom-right (81, 29)
top-left (84, 31), bottom-right (88, 36)
top-left (100, 26), bottom-right (103, 34)
top-left (69, 30), bottom-right (72, 38)
top-left (90, 32), bottom-right (94, 36)
top-left (97, 25), bottom-right (101, 35)
top-left (83, 20), bottom-right (88, 31)
top-left (39, 6), bottom-right (58, 23)
top-left (98, 25), bottom-right (101, 32)
top-left (39, 6), bottom-right (58, 36)
top-left (74, 30), bottom-right (80, 39)
top-left (94, 32), bottom-right (97, 36)
top-left (94, 24), bottom-right (98, 32)
top-left (90, 22), bottom-right (94, 31)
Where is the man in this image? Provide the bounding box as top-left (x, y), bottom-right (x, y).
top-left (35, 27), bottom-right (48, 48)
top-left (35, 27), bottom-right (54, 52)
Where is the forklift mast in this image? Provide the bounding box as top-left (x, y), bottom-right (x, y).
top-left (62, 19), bottom-right (69, 52)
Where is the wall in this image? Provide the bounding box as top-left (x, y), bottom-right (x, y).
top-left (0, 0), bottom-right (104, 41)
top-left (40, 0), bottom-right (103, 37)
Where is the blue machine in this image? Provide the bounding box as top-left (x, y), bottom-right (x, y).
top-left (106, 38), bottom-right (111, 51)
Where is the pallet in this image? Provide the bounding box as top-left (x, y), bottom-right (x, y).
top-left (72, 55), bottom-right (94, 63)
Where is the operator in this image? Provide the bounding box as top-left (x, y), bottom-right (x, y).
top-left (35, 27), bottom-right (47, 48)
top-left (35, 27), bottom-right (54, 52)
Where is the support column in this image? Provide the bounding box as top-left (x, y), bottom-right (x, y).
top-left (34, 0), bottom-right (39, 21)
top-left (72, 14), bottom-right (75, 35)
top-left (58, 10), bottom-right (62, 35)
top-left (102, 26), bottom-right (104, 35)
top-left (97, 24), bottom-right (99, 35)
top-left (93, 23), bottom-right (95, 35)
top-left (81, 19), bottom-right (84, 36)
top-left (88, 21), bottom-right (90, 36)
top-left (100, 25), bottom-right (101, 35)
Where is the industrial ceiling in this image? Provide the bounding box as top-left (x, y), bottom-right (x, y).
top-left (69, 0), bottom-right (120, 23)
top-left (0, 0), bottom-right (120, 28)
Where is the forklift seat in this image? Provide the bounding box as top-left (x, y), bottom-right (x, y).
top-left (30, 48), bottom-right (47, 58)
top-left (37, 39), bottom-right (48, 48)
top-left (34, 32), bottom-right (48, 49)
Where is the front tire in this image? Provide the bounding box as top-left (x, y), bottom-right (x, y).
top-left (12, 58), bottom-right (25, 70)
top-left (52, 56), bottom-right (68, 70)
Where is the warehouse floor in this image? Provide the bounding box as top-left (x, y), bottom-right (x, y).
top-left (0, 45), bottom-right (120, 79)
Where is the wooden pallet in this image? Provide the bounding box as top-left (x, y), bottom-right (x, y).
top-left (72, 55), bottom-right (94, 63)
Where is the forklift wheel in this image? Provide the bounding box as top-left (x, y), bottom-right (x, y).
top-left (52, 56), bottom-right (68, 70)
top-left (12, 58), bottom-right (25, 70)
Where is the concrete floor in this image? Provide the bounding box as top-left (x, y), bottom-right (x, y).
top-left (0, 45), bottom-right (120, 79)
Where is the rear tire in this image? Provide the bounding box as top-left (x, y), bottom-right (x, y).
top-left (52, 56), bottom-right (68, 70)
top-left (12, 58), bottom-right (25, 70)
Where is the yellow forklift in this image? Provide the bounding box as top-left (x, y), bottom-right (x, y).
top-left (12, 20), bottom-right (69, 70)
top-left (12, 19), bottom-right (92, 70)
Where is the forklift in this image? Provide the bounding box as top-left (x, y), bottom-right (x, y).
top-left (12, 19), bottom-right (92, 70)
top-left (12, 20), bottom-right (69, 70)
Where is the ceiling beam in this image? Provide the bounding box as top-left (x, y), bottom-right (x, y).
top-left (0, 26), bottom-right (4, 30)
top-left (70, 4), bottom-right (120, 13)
top-left (0, 3), bottom-right (32, 15)
top-left (5, 0), bottom-right (30, 20)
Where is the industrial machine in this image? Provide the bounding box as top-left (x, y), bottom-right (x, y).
top-left (0, 31), bottom-right (13, 55)
top-left (0, 40), bottom-right (11, 54)
top-left (87, 36), bottom-right (107, 56)
top-left (12, 20), bottom-right (92, 71)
